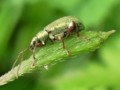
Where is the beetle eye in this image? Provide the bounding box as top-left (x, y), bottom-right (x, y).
top-left (29, 41), bottom-right (36, 50)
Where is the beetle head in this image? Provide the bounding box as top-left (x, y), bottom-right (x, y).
top-left (30, 37), bottom-right (44, 51)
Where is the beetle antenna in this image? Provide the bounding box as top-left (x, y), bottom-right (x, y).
top-left (12, 48), bottom-right (28, 70)
top-left (16, 50), bottom-right (24, 77)
top-left (12, 48), bottom-right (28, 78)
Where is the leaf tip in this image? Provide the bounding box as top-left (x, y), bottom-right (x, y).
top-left (109, 29), bottom-right (116, 34)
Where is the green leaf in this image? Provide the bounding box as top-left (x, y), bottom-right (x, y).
top-left (0, 30), bottom-right (115, 86)
top-left (51, 63), bottom-right (120, 90)
top-left (0, 0), bottom-right (24, 56)
top-left (99, 31), bottom-right (120, 68)
top-left (48, 0), bottom-right (119, 27)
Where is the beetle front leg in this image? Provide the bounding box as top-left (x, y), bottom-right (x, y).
top-left (32, 47), bottom-right (37, 67)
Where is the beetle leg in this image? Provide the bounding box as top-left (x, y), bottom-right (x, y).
top-left (76, 24), bottom-right (80, 37)
top-left (59, 37), bottom-right (70, 55)
top-left (32, 46), bottom-right (37, 67)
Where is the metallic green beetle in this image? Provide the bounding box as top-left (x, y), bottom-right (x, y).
top-left (30, 16), bottom-right (85, 65)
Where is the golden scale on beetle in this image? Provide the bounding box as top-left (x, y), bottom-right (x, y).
top-left (12, 16), bottom-right (85, 74)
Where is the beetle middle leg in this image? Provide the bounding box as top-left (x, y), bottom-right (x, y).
top-left (59, 36), bottom-right (70, 55)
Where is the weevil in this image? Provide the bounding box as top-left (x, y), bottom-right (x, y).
top-left (12, 16), bottom-right (84, 77)
top-left (12, 16), bottom-right (85, 77)
top-left (30, 16), bottom-right (85, 66)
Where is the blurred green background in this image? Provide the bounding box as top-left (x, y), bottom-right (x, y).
top-left (0, 0), bottom-right (120, 90)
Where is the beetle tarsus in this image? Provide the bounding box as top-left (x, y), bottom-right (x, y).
top-left (60, 37), bottom-right (70, 55)
top-left (32, 57), bottom-right (36, 67)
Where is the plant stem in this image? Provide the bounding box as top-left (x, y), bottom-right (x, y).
top-left (0, 30), bottom-right (115, 86)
